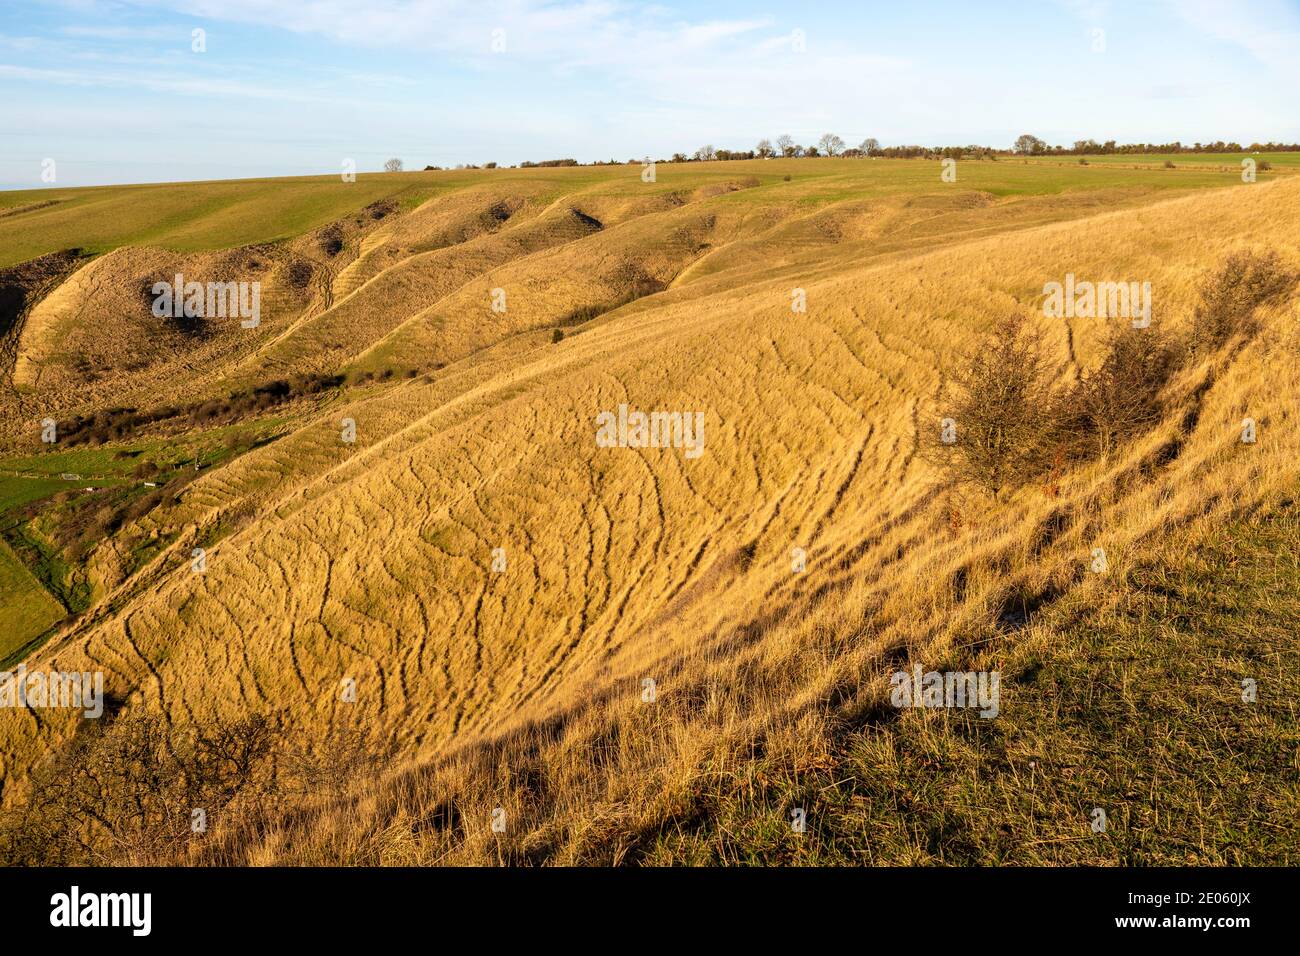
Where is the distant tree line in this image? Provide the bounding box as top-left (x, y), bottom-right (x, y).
top-left (1013, 134), bottom-right (1300, 156)
top-left (413, 135), bottom-right (1300, 171)
top-left (684, 135), bottom-right (1300, 162)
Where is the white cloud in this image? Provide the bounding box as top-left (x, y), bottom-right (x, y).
top-left (0, 62), bottom-right (343, 102)
top-left (1163, 0), bottom-right (1300, 83)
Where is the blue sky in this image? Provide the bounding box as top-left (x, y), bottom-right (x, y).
top-left (2, 0), bottom-right (1299, 188)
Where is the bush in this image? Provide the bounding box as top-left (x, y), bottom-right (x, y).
top-left (552, 328), bottom-right (565, 344)
top-left (1191, 249), bottom-right (1296, 353)
top-left (923, 251), bottom-right (1294, 498)
top-left (0, 713), bottom-right (279, 865)
top-left (927, 316), bottom-right (1056, 499)
top-left (1055, 326), bottom-right (1183, 460)
top-left (0, 713), bottom-right (391, 865)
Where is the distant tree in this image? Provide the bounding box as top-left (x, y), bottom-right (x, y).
top-left (776, 134), bottom-right (796, 158)
top-left (1013, 134), bottom-right (1046, 155)
top-left (485, 161), bottom-right (498, 169)
top-left (671, 152), bottom-right (688, 163)
top-left (805, 146), bottom-right (820, 157)
top-left (817, 133), bottom-right (845, 156)
top-left (383, 158), bottom-right (403, 172)
top-left (859, 137), bottom-right (880, 155)
top-left (756, 138), bottom-right (774, 159)
top-left (694, 144), bottom-right (717, 161)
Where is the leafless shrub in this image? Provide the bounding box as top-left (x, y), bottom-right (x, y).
top-left (0, 712), bottom-right (398, 865)
top-left (0, 712), bottom-right (280, 865)
top-left (927, 315), bottom-right (1057, 499)
top-left (1191, 249), bottom-right (1296, 353)
top-left (1055, 325), bottom-right (1184, 460)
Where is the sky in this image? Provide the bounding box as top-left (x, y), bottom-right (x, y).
top-left (2, 0), bottom-right (1299, 188)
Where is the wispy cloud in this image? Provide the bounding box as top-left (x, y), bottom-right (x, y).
top-left (60, 24), bottom-right (179, 40)
top-left (0, 62), bottom-right (345, 102)
top-left (1163, 0), bottom-right (1300, 83)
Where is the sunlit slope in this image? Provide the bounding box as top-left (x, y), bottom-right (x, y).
top-left (2, 159), bottom-right (1250, 436)
top-left (2, 171), bottom-right (1295, 791)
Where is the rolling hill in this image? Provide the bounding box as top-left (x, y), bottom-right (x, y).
top-left (0, 157), bottom-right (1296, 865)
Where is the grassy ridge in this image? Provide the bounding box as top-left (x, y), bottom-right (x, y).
top-left (0, 157), bottom-right (1268, 269)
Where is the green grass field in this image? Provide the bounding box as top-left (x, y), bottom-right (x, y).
top-left (1027, 151), bottom-right (1300, 170)
top-left (0, 473), bottom-right (69, 511)
top-left (0, 174), bottom-right (433, 267)
top-left (0, 156), bottom-right (1274, 268)
top-left (0, 535), bottom-right (65, 661)
top-left (0, 420), bottom-right (279, 480)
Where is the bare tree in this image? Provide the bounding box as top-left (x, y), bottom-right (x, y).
top-left (818, 133), bottom-right (845, 157)
top-left (694, 144), bottom-right (717, 161)
top-left (776, 134), bottom-right (796, 158)
top-left (859, 137), bottom-right (880, 155)
top-left (926, 315), bottom-right (1056, 499)
top-left (756, 138), bottom-right (774, 159)
top-left (383, 158), bottom-right (404, 172)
